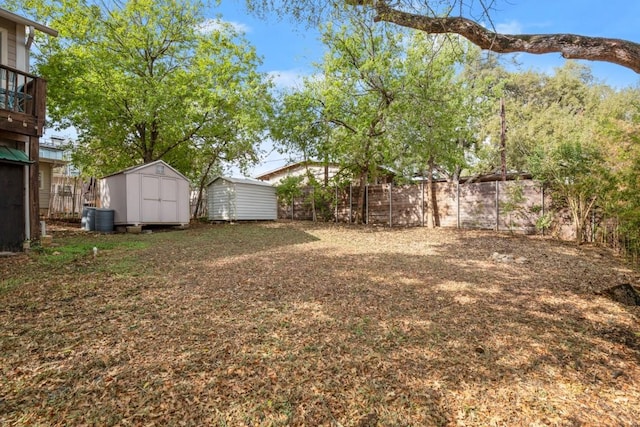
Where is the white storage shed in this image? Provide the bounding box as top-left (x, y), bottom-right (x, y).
top-left (100, 160), bottom-right (190, 226)
top-left (207, 176), bottom-right (277, 221)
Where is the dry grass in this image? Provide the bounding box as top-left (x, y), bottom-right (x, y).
top-left (1, 221), bottom-right (639, 426)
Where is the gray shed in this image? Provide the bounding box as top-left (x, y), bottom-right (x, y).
top-left (99, 160), bottom-right (190, 226)
top-left (207, 176), bottom-right (277, 221)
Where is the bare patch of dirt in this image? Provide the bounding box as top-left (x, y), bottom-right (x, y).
top-left (1, 222), bottom-right (638, 426)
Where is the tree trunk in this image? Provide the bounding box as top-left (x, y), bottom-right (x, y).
top-left (426, 156), bottom-right (440, 228)
top-left (193, 160), bottom-right (216, 219)
top-left (355, 171), bottom-right (368, 224)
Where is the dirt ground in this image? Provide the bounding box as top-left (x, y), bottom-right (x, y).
top-left (1, 221), bottom-right (639, 426)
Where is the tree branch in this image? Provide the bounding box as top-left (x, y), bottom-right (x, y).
top-left (371, 2), bottom-right (640, 73)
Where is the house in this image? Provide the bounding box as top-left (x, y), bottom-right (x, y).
top-left (0, 8), bottom-right (57, 251)
top-left (207, 176), bottom-right (277, 221)
top-left (255, 160), bottom-right (397, 186)
top-left (255, 161), bottom-right (341, 186)
top-left (38, 136), bottom-right (86, 218)
top-left (99, 160), bottom-right (190, 227)
top-left (39, 137), bottom-right (68, 216)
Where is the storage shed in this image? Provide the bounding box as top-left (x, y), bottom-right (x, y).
top-left (100, 160), bottom-right (190, 226)
top-left (207, 176), bottom-right (277, 221)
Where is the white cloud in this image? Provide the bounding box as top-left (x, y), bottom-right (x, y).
top-left (267, 69), bottom-right (307, 90)
top-left (496, 20), bottom-right (523, 34)
top-left (197, 18), bottom-right (251, 35)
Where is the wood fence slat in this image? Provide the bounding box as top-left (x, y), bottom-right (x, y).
top-left (280, 180), bottom-right (548, 234)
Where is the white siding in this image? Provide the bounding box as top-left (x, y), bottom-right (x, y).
top-left (235, 183), bottom-right (277, 220)
top-left (208, 179), bottom-right (235, 221)
top-left (207, 177), bottom-right (277, 221)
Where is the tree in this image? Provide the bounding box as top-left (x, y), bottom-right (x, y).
top-left (10, 0), bottom-right (273, 180)
top-left (529, 141), bottom-right (613, 243)
top-left (297, 12), bottom-right (404, 223)
top-left (594, 86), bottom-right (640, 255)
top-left (388, 33), bottom-right (476, 227)
top-left (474, 61), bottom-right (602, 174)
top-left (246, 1), bottom-right (640, 74)
top-left (275, 175), bottom-right (304, 219)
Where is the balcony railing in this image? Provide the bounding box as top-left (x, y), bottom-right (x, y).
top-left (0, 64), bottom-right (47, 137)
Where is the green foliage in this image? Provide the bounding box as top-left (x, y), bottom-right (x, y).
top-left (304, 174), bottom-right (336, 221)
top-left (388, 34), bottom-right (480, 181)
top-left (11, 0), bottom-right (273, 181)
top-left (529, 140), bottom-right (613, 242)
top-left (271, 90), bottom-right (329, 163)
top-left (313, 14), bottom-right (404, 182)
top-left (499, 182), bottom-right (526, 232)
top-left (35, 240), bottom-right (147, 268)
top-left (535, 211), bottom-right (554, 233)
top-left (276, 175), bottom-right (304, 206)
top-left (0, 278), bottom-right (21, 295)
top-left (272, 12), bottom-right (407, 222)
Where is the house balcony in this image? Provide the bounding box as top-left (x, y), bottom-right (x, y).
top-left (0, 64), bottom-right (47, 137)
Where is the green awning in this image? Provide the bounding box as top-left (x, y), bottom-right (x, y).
top-left (0, 146), bottom-right (32, 164)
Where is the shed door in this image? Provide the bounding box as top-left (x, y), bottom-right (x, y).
top-left (140, 174), bottom-right (178, 223)
top-left (160, 178), bottom-right (178, 222)
top-left (0, 164), bottom-right (25, 251)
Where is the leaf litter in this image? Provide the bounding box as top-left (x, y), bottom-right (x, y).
top-left (0, 221), bottom-right (639, 426)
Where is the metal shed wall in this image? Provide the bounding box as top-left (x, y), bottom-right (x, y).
top-left (208, 179), bottom-right (235, 221)
top-left (207, 177), bottom-right (277, 221)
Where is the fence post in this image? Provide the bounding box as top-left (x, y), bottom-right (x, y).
top-left (365, 185), bottom-right (369, 225)
top-left (349, 184), bottom-right (352, 224)
top-left (335, 186), bottom-right (338, 223)
top-left (456, 181), bottom-right (460, 229)
top-left (495, 180), bottom-right (500, 231)
top-left (541, 184), bottom-right (545, 236)
top-left (421, 180), bottom-right (425, 227)
top-left (389, 182), bottom-right (393, 227)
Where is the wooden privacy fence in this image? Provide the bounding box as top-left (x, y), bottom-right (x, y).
top-left (282, 179), bottom-right (547, 233)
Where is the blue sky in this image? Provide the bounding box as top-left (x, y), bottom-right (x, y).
top-left (209, 0), bottom-right (640, 178)
top-left (213, 0), bottom-right (640, 90)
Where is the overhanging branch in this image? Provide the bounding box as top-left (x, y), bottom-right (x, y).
top-left (371, 2), bottom-right (640, 73)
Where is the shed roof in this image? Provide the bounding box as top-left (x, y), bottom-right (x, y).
top-left (0, 8), bottom-right (58, 37)
top-left (0, 146), bottom-right (32, 164)
top-left (101, 160), bottom-right (189, 181)
top-left (208, 176), bottom-right (274, 188)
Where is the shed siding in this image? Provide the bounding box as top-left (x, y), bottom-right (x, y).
top-left (125, 173), bottom-right (140, 224)
top-left (235, 183), bottom-right (277, 220)
top-left (100, 173), bottom-right (127, 224)
top-left (208, 179), bottom-right (235, 221)
top-left (207, 177), bottom-right (277, 221)
top-left (100, 160), bottom-right (190, 226)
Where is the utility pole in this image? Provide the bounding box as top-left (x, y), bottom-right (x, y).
top-left (500, 97), bottom-right (507, 181)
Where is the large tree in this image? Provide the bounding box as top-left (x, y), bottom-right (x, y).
top-left (388, 34), bottom-right (477, 227)
top-left (298, 12), bottom-right (405, 223)
top-left (10, 0), bottom-right (273, 178)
